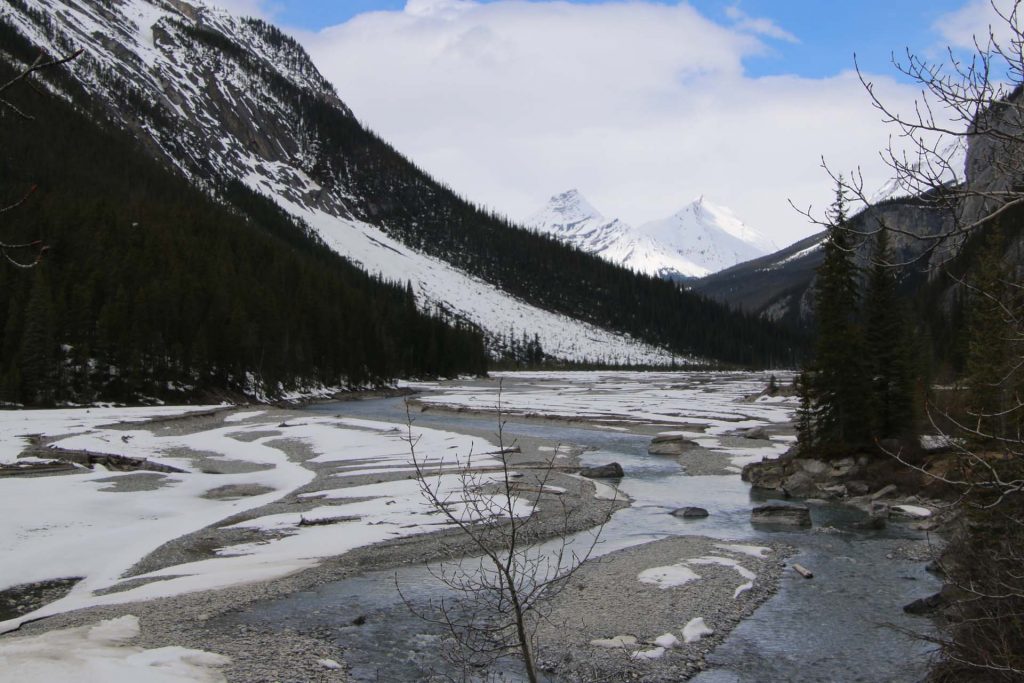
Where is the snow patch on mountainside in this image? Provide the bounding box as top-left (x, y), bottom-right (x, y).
top-left (267, 193), bottom-right (686, 365)
top-left (528, 190), bottom-right (777, 279)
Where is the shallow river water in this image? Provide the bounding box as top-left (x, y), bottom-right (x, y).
top-left (230, 374), bottom-right (941, 682)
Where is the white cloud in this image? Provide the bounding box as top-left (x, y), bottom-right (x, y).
top-left (298, 0), bottom-right (923, 246)
top-left (933, 0), bottom-right (1018, 50)
top-left (724, 5), bottom-right (799, 44)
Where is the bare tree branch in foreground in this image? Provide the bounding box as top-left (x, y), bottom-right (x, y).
top-left (399, 386), bottom-right (613, 682)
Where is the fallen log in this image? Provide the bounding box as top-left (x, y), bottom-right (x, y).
top-left (27, 447), bottom-right (187, 474)
top-left (793, 563), bottom-right (814, 579)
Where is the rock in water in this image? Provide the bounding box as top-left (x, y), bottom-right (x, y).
top-left (851, 515), bottom-right (887, 530)
top-left (648, 434), bottom-right (700, 455)
top-left (751, 503), bottom-right (812, 527)
top-left (742, 459), bottom-right (786, 490)
top-left (670, 507), bottom-right (709, 518)
top-left (903, 592), bottom-right (946, 615)
top-left (579, 463), bottom-right (624, 479)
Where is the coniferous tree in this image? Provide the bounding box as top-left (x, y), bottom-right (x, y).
top-left (804, 181), bottom-right (871, 453)
top-left (794, 370), bottom-right (816, 453)
top-left (19, 269), bottom-right (58, 405)
top-left (965, 229), bottom-right (1014, 440)
top-left (863, 228), bottom-right (916, 439)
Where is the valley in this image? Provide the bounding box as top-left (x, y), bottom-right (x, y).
top-left (0, 372), bottom-right (941, 682)
top-left (1, 1), bottom-right (1022, 681)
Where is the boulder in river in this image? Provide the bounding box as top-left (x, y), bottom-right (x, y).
top-left (851, 514), bottom-right (887, 531)
top-left (648, 434), bottom-right (700, 455)
top-left (781, 470), bottom-right (818, 498)
top-left (903, 592), bottom-right (946, 615)
top-left (751, 503), bottom-right (812, 527)
top-left (742, 458), bottom-right (786, 491)
top-left (738, 426), bottom-right (769, 440)
top-left (579, 463), bottom-right (624, 479)
top-left (670, 507), bottom-right (709, 519)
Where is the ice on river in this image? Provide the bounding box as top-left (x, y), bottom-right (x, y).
top-left (0, 371), bottom-right (796, 635)
top-left (411, 370), bottom-right (797, 466)
top-left (0, 408), bottom-right (502, 633)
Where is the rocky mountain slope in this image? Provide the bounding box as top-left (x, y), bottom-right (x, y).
top-left (528, 190), bottom-right (776, 279)
top-left (526, 190), bottom-right (706, 279)
top-left (692, 194), bottom-right (955, 327)
top-left (2, 0), bottom-right (798, 368)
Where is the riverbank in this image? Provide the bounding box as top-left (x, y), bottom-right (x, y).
top-left (0, 403), bottom-right (625, 680)
top-left (1, 399), bottom-right (788, 681)
top-left (8, 371), bottom-right (899, 682)
top-left (535, 535), bottom-right (792, 682)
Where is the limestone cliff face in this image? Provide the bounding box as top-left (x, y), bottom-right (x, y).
top-left (962, 87), bottom-right (1024, 228)
top-left (958, 87), bottom-right (1024, 289)
top-left (695, 88), bottom-right (1024, 326)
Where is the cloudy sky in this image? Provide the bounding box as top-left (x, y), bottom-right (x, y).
top-left (213, 0), bottom-right (1006, 246)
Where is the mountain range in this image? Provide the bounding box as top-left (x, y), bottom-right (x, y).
top-left (0, 0), bottom-right (799, 403)
top-left (527, 190), bottom-right (777, 279)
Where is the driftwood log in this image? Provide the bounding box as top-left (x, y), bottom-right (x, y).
top-left (23, 447), bottom-right (186, 474)
top-left (793, 563), bottom-right (814, 579)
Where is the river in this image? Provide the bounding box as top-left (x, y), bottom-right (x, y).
top-left (224, 372), bottom-right (941, 682)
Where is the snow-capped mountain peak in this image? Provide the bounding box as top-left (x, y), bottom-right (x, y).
top-left (527, 191), bottom-right (777, 279)
top-left (636, 197), bottom-right (778, 274)
top-left (528, 189), bottom-right (605, 233)
top-left (527, 190), bottom-right (705, 278)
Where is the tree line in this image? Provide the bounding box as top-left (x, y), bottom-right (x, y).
top-left (795, 184), bottom-right (919, 454)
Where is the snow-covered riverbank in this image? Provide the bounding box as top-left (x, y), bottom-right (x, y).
top-left (0, 371), bottom-right (822, 682)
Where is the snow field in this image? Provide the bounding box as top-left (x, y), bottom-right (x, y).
top-left (0, 405), bottom-right (220, 464)
top-left (0, 616), bottom-right (229, 683)
top-left (414, 370), bottom-right (797, 467)
top-left (0, 409), bottom-right (513, 633)
top-left (278, 199), bottom-right (686, 366)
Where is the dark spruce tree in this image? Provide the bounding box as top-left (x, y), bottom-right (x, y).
top-left (863, 228), bottom-right (916, 440)
top-left (801, 182), bottom-right (871, 454)
top-left (964, 228), bottom-right (1015, 441)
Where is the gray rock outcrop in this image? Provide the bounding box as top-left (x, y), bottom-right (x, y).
top-left (670, 507), bottom-right (709, 518)
top-left (751, 503), bottom-right (812, 527)
top-left (579, 463), bottom-right (624, 479)
top-left (648, 435), bottom-right (700, 455)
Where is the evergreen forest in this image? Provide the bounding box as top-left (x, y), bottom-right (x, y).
top-left (0, 49), bottom-right (488, 406)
